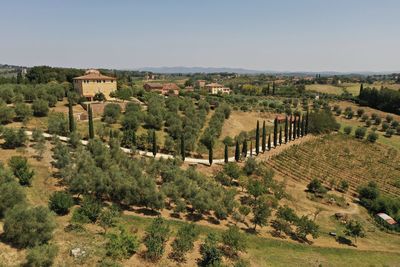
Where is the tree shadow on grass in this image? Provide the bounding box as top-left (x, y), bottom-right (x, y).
top-left (206, 216), bottom-right (220, 225)
top-left (134, 208), bottom-right (160, 217)
top-left (185, 212), bottom-right (203, 222)
top-left (336, 235), bottom-right (355, 247)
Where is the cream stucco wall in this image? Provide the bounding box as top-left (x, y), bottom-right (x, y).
top-left (74, 80), bottom-right (117, 99)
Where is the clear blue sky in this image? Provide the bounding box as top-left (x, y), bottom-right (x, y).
top-left (1, 0), bottom-right (399, 72)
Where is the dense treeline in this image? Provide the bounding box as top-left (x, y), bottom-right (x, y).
top-left (359, 87), bottom-right (400, 115)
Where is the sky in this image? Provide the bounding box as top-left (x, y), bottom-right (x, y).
top-left (1, 0), bottom-right (399, 72)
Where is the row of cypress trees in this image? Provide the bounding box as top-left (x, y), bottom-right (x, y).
top-left (83, 103), bottom-right (309, 166)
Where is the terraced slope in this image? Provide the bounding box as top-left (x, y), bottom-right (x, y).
top-left (267, 134), bottom-right (400, 197)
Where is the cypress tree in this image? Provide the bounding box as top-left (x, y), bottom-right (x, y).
top-left (88, 105), bottom-right (94, 139)
top-left (180, 135), bottom-right (185, 161)
top-left (224, 144), bottom-right (228, 163)
top-left (284, 116), bottom-right (288, 143)
top-left (250, 141), bottom-right (253, 157)
top-left (305, 110), bottom-right (309, 135)
top-left (152, 131), bottom-right (157, 157)
top-left (242, 139), bottom-right (247, 158)
top-left (268, 134), bottom-right (271, 150)
top-left (292, 116), bottom-right (296, 140)
top-left (255, 120), bottom-right (260, 155)
top-left (262, 121), bottom-right (266, 152)
top-left (297, 115), bottom-right (301, 138)
top-left (267, 83), bottom-right (270, 95)
top-left (273, 118), bottom-right (278, 147)
top-left (208, 143), bottom-right (213, 166)
top-left (359, 83), bottom-right (364, 95)
top-left (68, 100), bottom-right (75, 132)
top-left (272, 81), bottom-right (276, 95)
top-left (235, 141), bottom-right (240, 162)
top-left (279, 126), bottom-right (282, 145)
top-left (288, 116), bottom-right (292, 141)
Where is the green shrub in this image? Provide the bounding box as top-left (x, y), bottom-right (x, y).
top-left (199, 233), bottom-right (222, 267)
top-left (0, 181), bottom-right (26, 217)
top-left (2, 128), bottom-right (27, 149)
top-left (73, 196), bottom-right (102, 223)
top-left (308, 110), bottom-right (339, 134)
top-left (32, 99), bottom-right (49, 117)
top-left (49, 191), bottom-right (74, 215)
top-left (343, 126), bottom-right (352, 135)
top-left (26, 244), bottom-right (58, 267)
top-left (221, 225), bottom-right (247, 258)
top-left (8, 156), bottom-right (34, 186)
top-left (367, 132), bottom-right (378, 143)
top-left (170, 223), bottom-right (199, 262)
top-left (106, 227), bottom-right (139, 259)
top-left (3, 205), bottom-right (56, 248)
top-left (144, 217), bottom-right (170, 261)
top-left (354, 127), bottom-right (367, 139)
top-left (307, 178), bottom-right (327, 195)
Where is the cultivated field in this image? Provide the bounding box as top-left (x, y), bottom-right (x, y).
top-left (267, 134), bottom-right (400, 197)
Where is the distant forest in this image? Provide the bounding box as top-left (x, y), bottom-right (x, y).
top-left (359, 87), bottom-right (400, 115)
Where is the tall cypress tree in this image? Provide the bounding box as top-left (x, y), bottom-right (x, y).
top-left (88, 105), bottom-right (94, 139)
top-left (152, 131), bottom-right (157, 157)
top-left (262, 121), bottom-right (266, 152)
top-left (297, 115), bottom-right (301, 138)
top-left (235, 141), bottom-right (240, 162)
top-left (180, 135), bottom-right (185, 161)
top-left (292, 115), bottom-right (296, 140)
top-left (272, 81), bottom-right (276, 95)
top-left (305, 110), bottom-right (309, 135)
top-left (359, 83), bottom-right (364, 95)
top-left (284, 116), bottom-right (288, 143)
top-left (273, 118), bottom-right (278, 147)
top-left (208, 143), bottom-right (213, 166)
top-left (255, 120), bottom-right (260, 155)
top-left (68, 100), bottom-right (75, 133)
top-left (288, 115), bottom-right (292, 141)
top-left (267, 83), bottom-right (270, 95)
top-left (279, 126), bottom-right (282, 145)
top-left (268, 134), bottom-right (271, 150)
top-left (242, 139), bottom-right (247, 158)
top-left (301, 116), bottom-right (305, 136)
top-left (224, 144), bottom-right (228, 163)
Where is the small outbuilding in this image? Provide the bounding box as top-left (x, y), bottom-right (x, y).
top-left (376, 213), bottom-right (397, 225)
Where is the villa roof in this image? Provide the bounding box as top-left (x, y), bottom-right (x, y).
top-left (73, 69), bottom-right (116, 80)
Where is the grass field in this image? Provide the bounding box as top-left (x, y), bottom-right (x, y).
top-left (305, 84), bottom-right (344, 95)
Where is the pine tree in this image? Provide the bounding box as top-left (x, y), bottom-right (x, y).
top-left (88, 105), bottom-right (94, 139)
top-left (262, 121), bottom-right (266, 152)
top-left (181, 135), bottom-right (185, 161)
top-left (235, 141), bottom-right (240, 162)
top-left (305, 110), bottom-right (309, 135)
top-left (152, 131), bottom-right (157, 157)
top-left (224, 144), bottom-right (228, 163)
top-left (288, 116), bottom-right (292, 141)
top-left (68, 100), bottom-right (75, 133)
top-left (279, 126), bottom-right (282, 145)
top-left (242, 139), bottom-right (247, 158)
top-left (255, 121), bottom-right (260, 155)
top-left (284, 116), bottom-right (288, 143)
top-left (273, 118), bottom-right (278, 147)
top-left (268, 134), bottom-right (271, 150)
top-left (208, 143), bottom-right (213, 166)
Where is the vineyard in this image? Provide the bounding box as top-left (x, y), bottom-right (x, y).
top-left (267, 134), bottom-right (400, 197)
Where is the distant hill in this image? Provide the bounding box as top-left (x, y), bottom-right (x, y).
top-left (136, 66), bottom-right (266, 74)
top-left (136, 66), bottom-right (397, 76)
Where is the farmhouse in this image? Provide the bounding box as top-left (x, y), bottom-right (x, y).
top-left (143, 82), bottom-right (180, 95)
top-left (196, 80), bottom-right (206, 88)
top-left (73, 69), bottom-right (117, 101)
top-left (205, 82), bottom-right (231, 95)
